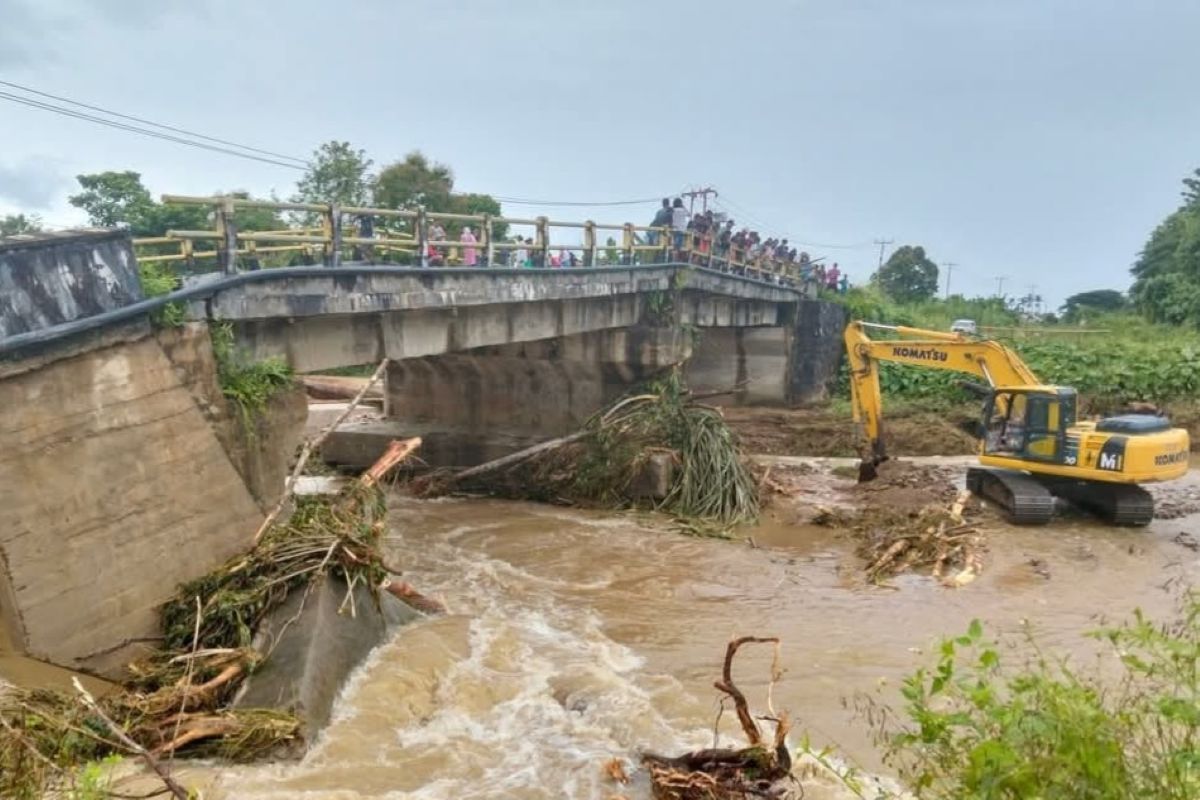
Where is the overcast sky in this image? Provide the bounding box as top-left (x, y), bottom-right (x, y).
top-left (1, 0), bottom-right (1197, 305)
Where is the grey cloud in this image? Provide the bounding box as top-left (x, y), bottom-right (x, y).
top-left (0, 157), bottom-right (69, 209)
top-left (0, 0), bottom-right (206, 67)
top-left (0, 0), bottom-right (43, 67)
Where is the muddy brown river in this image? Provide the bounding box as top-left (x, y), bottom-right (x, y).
top-left (168, 461), bottom-right (1199, 799)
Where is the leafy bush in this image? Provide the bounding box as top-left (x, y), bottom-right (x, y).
top-left (210, 322), bottom-right (293, 428)
top-left (137, 261), bottom-right (185, 327)
top-left (864, 597), bottom-right (1199, 799)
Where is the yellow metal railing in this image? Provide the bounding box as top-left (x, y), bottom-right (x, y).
top-left (132, 194), bottom-right (811, 287)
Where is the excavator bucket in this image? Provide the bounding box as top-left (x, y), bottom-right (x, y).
top-left (857, 453), bottom-right (887, 483)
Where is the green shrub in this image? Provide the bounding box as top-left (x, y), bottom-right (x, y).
top-left (210, 322), bottom-right (293, 428)
top-left (865, 597), bottom-right (1199, 799)
top-left (137, 261), bottom-right (185, 327)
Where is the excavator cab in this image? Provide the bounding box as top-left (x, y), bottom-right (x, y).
top-left (981, 387), bottom-right (1077, 464)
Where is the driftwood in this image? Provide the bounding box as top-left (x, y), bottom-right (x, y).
top-left (415, 430), bottom-right (589, 496)
top-left (383, 579), bottom-right (447, 615)
top-left (640, 637), bottom-right (796, 800)
top-left (361, 437), bottom-right (422, 490)
top-left (72, 678), bottom-right (190, 800)
top-left (254, 358), bottom-right (390, 543)
top-left (302, 374), bottom-right (385, 403)
top-left (859, 489), bottom-right (984, 586)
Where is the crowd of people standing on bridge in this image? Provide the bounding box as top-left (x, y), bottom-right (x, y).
top-left (366, 199), bottom-right (851, 291)
top-left (647, 197), bottom-right (849, 292)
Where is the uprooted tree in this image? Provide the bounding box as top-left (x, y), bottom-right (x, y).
top-left (639, 637), bottom-right (796, 800)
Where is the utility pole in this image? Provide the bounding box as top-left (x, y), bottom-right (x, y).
top-left (681, 186), bottom-right (718, 214)
top-left (874, 238), bottom-right (894, 269)
top-left (994, 275), bottom-right (1008, 298)
top-left (943, 262), bottom-right (957, 299)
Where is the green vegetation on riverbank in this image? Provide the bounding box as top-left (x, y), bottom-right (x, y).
top-left (849, 593), bottom-right (1200, 799)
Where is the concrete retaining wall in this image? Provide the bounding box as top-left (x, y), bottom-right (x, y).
top-left (0, 333), bottom-right (267, 676)
top-left (155, 324), bottom-right (307, 512)
top-left (0, 230), bottom-right (141, 339)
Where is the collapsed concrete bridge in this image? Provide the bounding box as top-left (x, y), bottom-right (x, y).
top-left (0, 228), bottom-right (845, 682)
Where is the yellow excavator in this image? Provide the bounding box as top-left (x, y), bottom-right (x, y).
top-left (844, 321), bottom-right (1191, 525)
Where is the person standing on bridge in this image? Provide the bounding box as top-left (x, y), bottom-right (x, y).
top-left (670, 198), bottom-right (688, 258)
top-left (648, 198), bottom-right (671, 248)
top-left (461, 226), bottom-right (478, 267)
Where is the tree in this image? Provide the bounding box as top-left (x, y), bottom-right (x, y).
top-left (1060, 289), bottom-right (1126, 321)
top-left (67, 171), bottom-right (209, 236)
top-left (0, 213), bottom-right (42, 236)
top-left (373, 151), bottom-right (453, 210)
top-left (226, 190), bottom-right (286, 232)
top-left (874, 245), bottom-right (939, 303)
top-left (69, 170), bottom-right (156, 230)
top-left (293, 141), bottom-right (372, 207)
top-left (1130, 168), bottom-right (1200, 325)
top-left (373, 151), bottom-right (507, 239)
top-left (1183, 167), bottom-right (1200, 208)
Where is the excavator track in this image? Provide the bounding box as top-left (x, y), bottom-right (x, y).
top-left (1037, 478), bottom-right (1155, 527)
top-left (966, 467), bottom-right (1056, 525)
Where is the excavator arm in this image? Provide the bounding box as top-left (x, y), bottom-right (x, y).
top-left (843, 321), bottom-right (1042, 465)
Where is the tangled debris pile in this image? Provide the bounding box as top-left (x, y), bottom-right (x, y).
top-left (0, 438), bottom-right (426, 798)
top-left (811, 460), bottom-right (987, 586)
top-left (855, 488), bottom-right (984, 586)
top-left (420, 376), bottom-right (760, 530)
top-left (640, 637), bottom-right (797, 800)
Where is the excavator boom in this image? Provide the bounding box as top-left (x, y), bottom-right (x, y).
top-left (844, 321), bottom-right (1041, 463)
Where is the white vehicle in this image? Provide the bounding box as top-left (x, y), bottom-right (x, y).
top-left (950, 319), bottom-right (978, 335)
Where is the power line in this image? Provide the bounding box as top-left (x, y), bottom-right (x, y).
top-left (0, 90), bottom-right (307, 171)
top-left (0, 79), bottom-right (310, 166)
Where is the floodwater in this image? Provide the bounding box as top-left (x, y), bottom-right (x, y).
top-left (190, 463), bottom-right (1200, 799)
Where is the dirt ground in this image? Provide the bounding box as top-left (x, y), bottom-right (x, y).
top-left (721, 404), bottom-right (981, 458)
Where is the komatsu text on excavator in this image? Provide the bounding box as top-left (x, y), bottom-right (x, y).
top-left (844, 321), bottom-right (1191, 525)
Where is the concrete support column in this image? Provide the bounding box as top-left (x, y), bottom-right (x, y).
top-left (685, 327), bottom-right (791, 405)
top-left (788, 298), bottom-right (847, 405)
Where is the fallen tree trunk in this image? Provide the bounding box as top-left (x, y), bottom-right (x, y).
top-left (414, 430), bottom-right (589, 496)
top-left (302, 375), bottom-right (385, 403)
